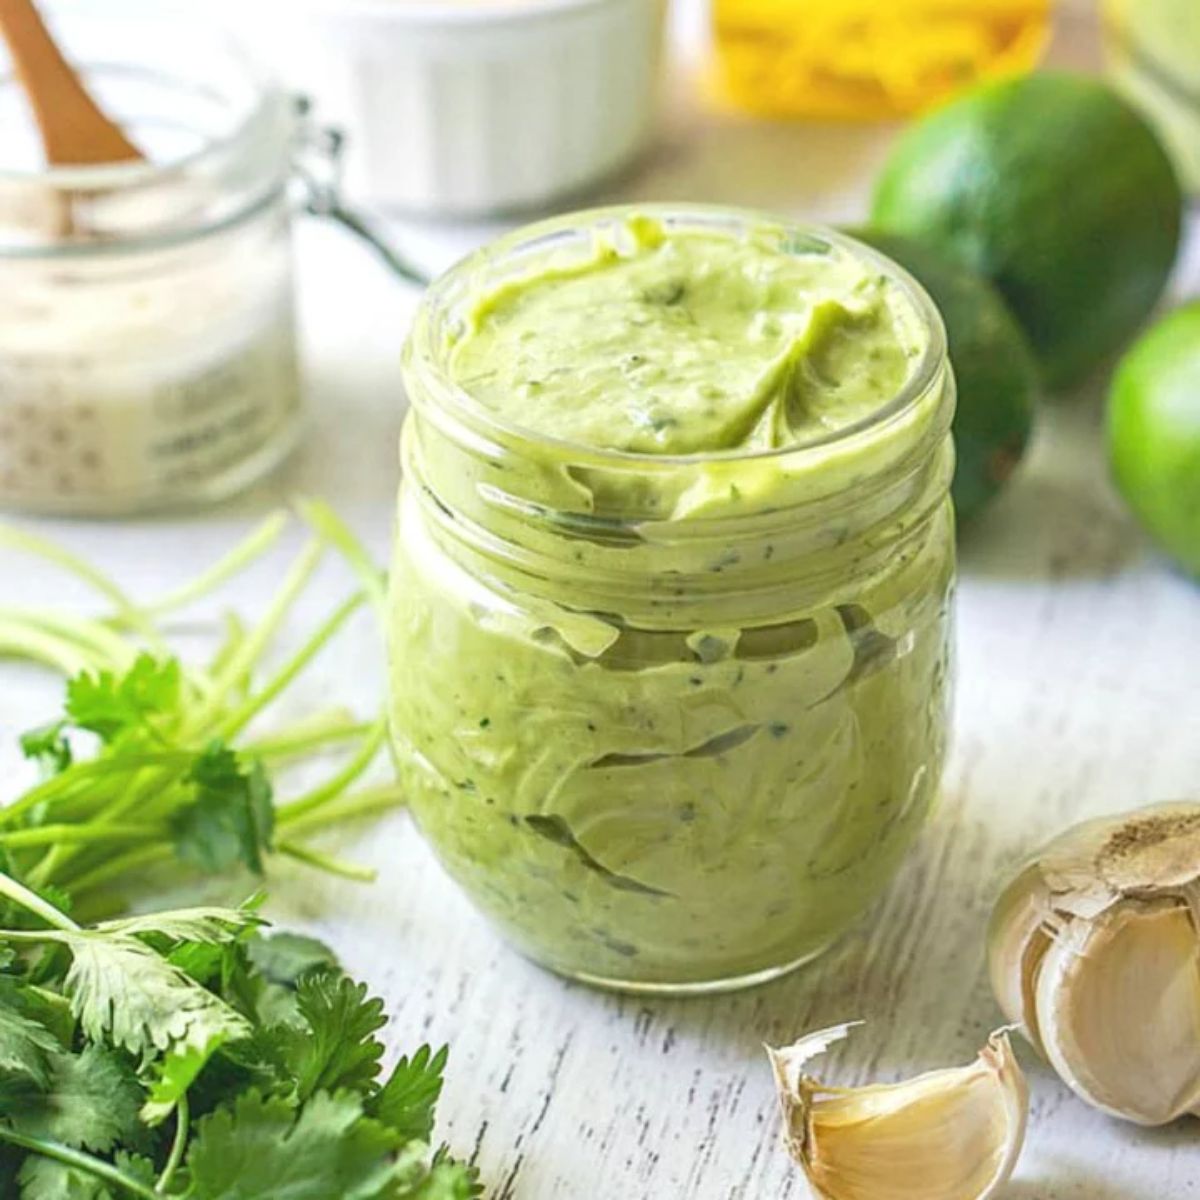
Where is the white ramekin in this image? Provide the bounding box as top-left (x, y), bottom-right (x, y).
top-left (231, 0), bottom-right (668, 217)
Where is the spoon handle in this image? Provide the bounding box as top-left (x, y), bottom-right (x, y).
top-left (0, 0), bottom-right (141, 166)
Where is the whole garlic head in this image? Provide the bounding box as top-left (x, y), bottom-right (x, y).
top-left (767, 1024), bottom-right (1028, 1200)
top-left (988, 801), bottom-right (1200, 1125)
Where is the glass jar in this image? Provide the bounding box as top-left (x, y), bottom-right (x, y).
top-left (391, 206), bottom-right (956, 994)
top-left (1103, 0), bottom-right (1200, 193)
top-left (0, 5), bottom-right (302, 515)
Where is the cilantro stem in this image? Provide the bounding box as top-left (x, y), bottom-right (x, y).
top-left (215, 591), bottom-right (366, 741)
top-left (2, 607), bottom-right (137, 667)
top-left (0, 1129), bottom-right (159, 1199)
top-left (139, 511), bottom-right (288, 619)
top-left (244, 712), bottom-right (372, 758)
top-left (279, 784), bottom-right (406, 834)
top-left (198, 539), bottom-right (325, 723)
top-left (296, 498), bottom-right (389, 618)
top-left (155, 1094), bottom-right (189, 1194)
top-left (0, 869), bottom-right (79, 931)
top-left (0, 621), bottom-right (94, 675)
top-left (2, 753), bottom-right (193, 825)
top-left (275, 720), bottom-right (386, 821)
top-left (55, 844), bottom-right (167, 897)
top-left (0, 523), bottom-right (165, 652)
top-left (0, 823), bottom-right (160, 848)
top-left (277, 839), bottom-right (377, 882)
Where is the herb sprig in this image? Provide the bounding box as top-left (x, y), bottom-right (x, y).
top-left (0, 502), bottom-right (401, 919)
top-left (0, 870), bottom-right (476, 1199)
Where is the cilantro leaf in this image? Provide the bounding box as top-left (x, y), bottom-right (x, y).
top-left (278, 973), bottom-right (387, 1101)
top-left (96, 904), bottom-right (260, 946)
top-left (245, 932), bottom-right (340, 1028)
top-left (63, 933), bottom-right (250, 1063)
top-left (0, 993), bottom-right (60, 1090)
top-left (15, 1151), bottom-right (154, 1200)
top-left (19, 723), bottom-right (72, 776)
top-left (171, 745), bottom-right (275, 875)
top-left (4, 1044), bottom-right (143, 1153)
top-left (371, 1046), bottom-right (448, 1145)
top-left (247, 933), bottom-right (338, 988)
top-left (142, 1029), bottom-right (238, 1125)
top-left (16, 1155), bottom-right (112, 1200)
top-left (187, 1090), bottom-right (399, 1200)
top-left (393, 1157), bottom-right (481, 1200)
top-left (65, 654), bottom-right (181, 743)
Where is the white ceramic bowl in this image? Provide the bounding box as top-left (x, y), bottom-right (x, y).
top-left (233, 0), bottom-right (668, 217)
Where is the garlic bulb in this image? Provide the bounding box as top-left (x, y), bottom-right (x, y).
top-left (988, 801), bottom-right (1200, 1125)
top-left (767, 1023), bottom-right (1028, 1200)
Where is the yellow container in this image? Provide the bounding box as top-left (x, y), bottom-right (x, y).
top-left (713, 0), bottom-right (1051, 120)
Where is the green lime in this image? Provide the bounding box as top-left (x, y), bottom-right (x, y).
top-left (1108, 302), bottom-right (1200, 576)
top-left (871, 72), bottom-right (1183, 390)
top-left (853, 228), bottom-right (1039, 524)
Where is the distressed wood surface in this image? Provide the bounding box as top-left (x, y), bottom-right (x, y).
top-left (1, 6), bottom-right (1197, 1196)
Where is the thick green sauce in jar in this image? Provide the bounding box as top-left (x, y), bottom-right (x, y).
top-left (391, 209), bottom-right (955, 991)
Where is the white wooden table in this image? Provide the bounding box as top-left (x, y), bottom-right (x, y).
top-left (2, 4), bottom-right (1197, 1197)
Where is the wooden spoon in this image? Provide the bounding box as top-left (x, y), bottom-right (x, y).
top-left (0, 0), bottom-right (141, 166)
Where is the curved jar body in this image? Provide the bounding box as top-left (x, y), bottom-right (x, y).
top-left (0, 4), bottom-right (302, 515)
top-left (391, 207), bottom-right (956, 993)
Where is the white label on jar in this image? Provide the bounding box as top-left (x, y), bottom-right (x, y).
top-left (0, 294), bottom-right (300, 510)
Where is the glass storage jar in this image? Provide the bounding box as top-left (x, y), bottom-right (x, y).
top-left (391, 206), bottom-right (956, 994)
top-left (0, 4), bottom-right (303, 515)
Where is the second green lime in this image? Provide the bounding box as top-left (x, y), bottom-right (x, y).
top-left (871, 72), bottom-right (1183, 390)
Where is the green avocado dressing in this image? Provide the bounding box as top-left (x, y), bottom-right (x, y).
top-left (391, 212), bottom-right (954, 989)
top-left (450, 216), bottom-right (925, 455)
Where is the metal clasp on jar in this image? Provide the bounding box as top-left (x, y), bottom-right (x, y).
top-left (290, 95), bottom-right (428, 287)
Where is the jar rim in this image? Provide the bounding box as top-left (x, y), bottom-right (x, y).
top-left (0, 2), bottom-right (294, 255)
top-left (403, 203), bottom-right (950, 472)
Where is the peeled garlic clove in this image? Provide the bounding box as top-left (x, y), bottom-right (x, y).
top-left (767, 1025), bottom-right (1028, 1200)
top-left (988, 802), bottom-right (1200, 1125)
top-left (1036, 898), bottom-right (1200, 1125)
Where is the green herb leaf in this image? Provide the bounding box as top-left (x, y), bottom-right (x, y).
top-left (171, 745), bottom-right (275, 875)
top-left (393, 1157), bottom-right (481, 1200)
top-left (15, 1150), bottom-right (155, 1200)
top-left (278, 973), bottom-right (387, 1101)
top-left (186, 1090), bottom-right (399, 1200)
top-left (2, 1044), bottom-right (143, 1153)
top-left (18, 724), bottom-right (72, 776)
top-left (63, 934), bottom-right (250, 1063)
top-left (247, 933), bottom-right (338, 988)
top-left (65, 655), bottom-right (182, 744)
top-left (16, 1155), bottom-right (112, 1200)
top-left (371, 1046), bottom-right (448, 1145)
top-left (0, 992), bottom-right (60, 1090)
top-left (96, 904), bottom-right (259, 946)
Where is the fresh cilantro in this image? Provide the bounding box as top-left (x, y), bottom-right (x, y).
top-left (278, 972), bottom-right (387, 1101)
top-left (187, 1090), bottom-right (400, 1200)
top-left (0, 874), bottom-right (477, 1197)
top-left (3, 1044), bottom-right (144, 1153)
top-left (18, 724), bottom-right (72, 776)
top-left (247, 931), bottom-right (339, 987)
top-left (0, 990), bottom-right (59, 1089)
top-left (1, 507), bottom-right (403, 919)
top-left (171, 744), bottom-right (275, 875)
top-left (371, 1045), bottom-right (449, 1145)
top-left (65, 655), bottom-right (181, 744)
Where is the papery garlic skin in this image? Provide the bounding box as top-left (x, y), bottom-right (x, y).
top-left (767, 1025), bottom-right (1028, 1200)
top-left (988, 802), bottom-right (1200, 1125)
